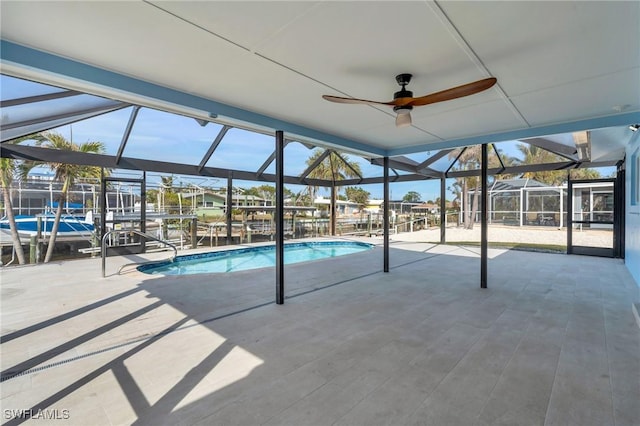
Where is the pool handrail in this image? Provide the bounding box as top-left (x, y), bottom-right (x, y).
top-left (102, 228), bottom-right (177, 277)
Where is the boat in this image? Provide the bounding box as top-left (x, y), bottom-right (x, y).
top-left (0, 214), bottom-right (95, 237)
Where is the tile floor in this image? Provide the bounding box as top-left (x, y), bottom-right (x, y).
top-left (1, 239), bottom-right (638, 425)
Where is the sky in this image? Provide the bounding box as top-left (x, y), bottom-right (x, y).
top-left (1, 74), bottom-right (614, 202)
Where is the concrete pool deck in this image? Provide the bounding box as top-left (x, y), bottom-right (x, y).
top-left (1, 238), bottom-right (639, 425)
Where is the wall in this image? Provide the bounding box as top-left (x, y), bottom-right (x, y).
top-left (626, 130), bottom-right (640, 287)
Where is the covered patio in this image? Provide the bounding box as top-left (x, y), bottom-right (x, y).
top-left (1, 240), bottom-right (638, 425)
top-left (1, 2), bottom-right (640, 425)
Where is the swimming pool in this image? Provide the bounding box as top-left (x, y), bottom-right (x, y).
top-left (138, 241), bottom-right (374, 275)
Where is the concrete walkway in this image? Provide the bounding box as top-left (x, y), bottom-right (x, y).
top-left (391, 225), bottom-right (613, 248)
top-left (1, 239), bottom-right (638, 425)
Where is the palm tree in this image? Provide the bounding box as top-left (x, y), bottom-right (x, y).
top-left (305, 149), bottom-right (362, 235)
top-left (20, 131), bottom-right (105, 263)
top-left (0, 134), bottom-right (46, 264)
top-left (448, 146), bottom-right (482, 229)
top-left (1, 149), bottom-right (27, 264)
top-left (448, 144), bottom-right (519, 230)
top-left (516, 144), bottom-right (567, 186)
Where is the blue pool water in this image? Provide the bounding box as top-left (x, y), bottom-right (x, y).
top-left (138, 241), bottom-right (374, 275)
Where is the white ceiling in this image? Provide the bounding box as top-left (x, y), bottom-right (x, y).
top-left (1, 1), bottom-right (639, 157)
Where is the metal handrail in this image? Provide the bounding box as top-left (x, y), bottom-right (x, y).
top-left (102, 229), bottom-right (177, 277)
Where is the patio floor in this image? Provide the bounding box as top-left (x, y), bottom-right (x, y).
top-left (1, 239), bottom-right (639, 425)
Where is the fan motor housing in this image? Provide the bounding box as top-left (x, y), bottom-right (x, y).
top-left (393, 105), bottom-right (413, 113)
top-left (394, 89), bottom-right (413, 100)
top-left (395, 73), bottom-right (412, 86)
top-left (394, 73), bottom-right (413, 101)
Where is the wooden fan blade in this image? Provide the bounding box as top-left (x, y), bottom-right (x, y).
top-left (322, 95), bottom-right (395, 106)
top-left (396, 111), bottom-right (412, 128)
top-left (408, 77), bottom-right (497, 107)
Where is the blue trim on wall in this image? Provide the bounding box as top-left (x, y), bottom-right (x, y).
top-left (0, 40), bottom-right (385, 156)
top-left (389, 112), bottom-right (640, 156)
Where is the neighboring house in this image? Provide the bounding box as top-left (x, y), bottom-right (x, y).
top-left (180, 191), bottom-right (226, 208)
top-left (180, 191), bottom-right (226, 218)
top-left (182, 191), bottom-right (271, 219)
top-left (313, 197), bottom-right (360, 216)
top-left (364, 199), bottom-right (384, 214)
top-left (389, 200), bottom-right (422, 214)
top-left (177, 191), bottom-right (271, 208)
top-left (412, 202), bottom-right (440, 215)
top-left (231, 194), bottom-right (270, 208)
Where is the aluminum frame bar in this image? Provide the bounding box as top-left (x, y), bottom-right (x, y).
top-left (521, 137), bottom-right (578, 160)
top-left (333, 151), bottom-right (363, 183)
top-left (0, 89), bottom-right (83, 108)
top-left (275, 130), bottom-right (285, 304)
top-left (445, 147), bottom-right (467, 176)
top-left (383, 157), bottom-right (390, 273)
top-left (299, 149), bottom-right (331, 182)
top-left (417, 149), bottom-right (454, 170)
top-left (481, 144), bottom-right (488, 289)
top-left (226, 172), bottom-right (233, 244)
top-left (115, 106), bottom-right (141, 164)
top-left (1, 101), bottom-right (128, 131)
top-left (1, 144), bottom-right (618, 188)
top-left (492, 144), bottom-right (506, 173)
top-left (440, 177), bottom-right (446, 244)
top-left (256, 140), bottom-right (289, 177)
top-left (198, 125), bottom-right (231, 171)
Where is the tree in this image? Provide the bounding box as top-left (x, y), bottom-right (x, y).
top-left (0, 136), bottom-right (33, 264)
top-left (448, 144), bottom-right (514, 229)
top-left (20, 132), bottom-right (105, 263)
top-left (569, 168), bottom-right (601, 180)
top-left (516, 143), bottom-right (602, 185)
top-left (448, 146), bottom-right (482, 229)
top-left (402, 191), bottom-right (421, 203)
top-left (305, 149), bottom-right (362, 234)
top-left (345, 187), bottom-right (370, 207)
top-left (243, 184), bottom-right (273, 199)
top-left (516, 144), bottom-right (567, 185)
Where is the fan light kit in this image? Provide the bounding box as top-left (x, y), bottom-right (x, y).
top-left (323, 74), bottom-right (497, 128)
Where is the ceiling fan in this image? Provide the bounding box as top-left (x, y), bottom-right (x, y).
top-left (322, 74), bottom-right (497, 128)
